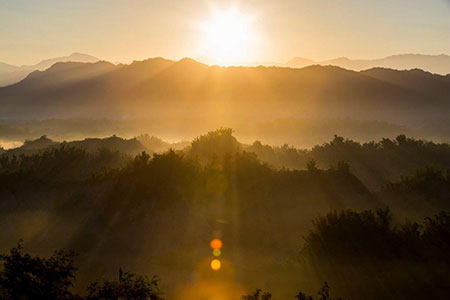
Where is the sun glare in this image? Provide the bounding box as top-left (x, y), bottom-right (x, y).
top-left (199, 8), bottom-right (256, 65)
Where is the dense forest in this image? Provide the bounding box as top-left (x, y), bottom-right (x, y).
top-left (0, 129), bottom-right (449, 299)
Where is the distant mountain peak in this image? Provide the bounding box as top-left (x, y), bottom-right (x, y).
top-left (177, 57), bottom-right (202, 64)
top-left (172, 57), bottom-right (208, 69)
top-left (334, 56), bottom-right (351, 61)
top-left (0, 53), bottom-right (102, 87)
top-left (287, 57), bottom-right (314, 65)
top-left (70, 52), bottom-right (90, 56)
top-left (287, 53), bottom-right (450, 75)
top-left (65, 52), bottom-right (100, 61)
top-left (131, 57), bottom-right (173, 65)
top-left (35, 53), bottom-right (100, 70)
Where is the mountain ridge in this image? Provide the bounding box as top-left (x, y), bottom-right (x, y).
top-left (287, 53), bottom-right (450, 75)
top-left (1, 57), bottom-right (449, 128)
top-left (0, 53), bottom-right (100, 87)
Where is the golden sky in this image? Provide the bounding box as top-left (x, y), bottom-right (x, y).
top-left (1, 0), bottom-right (450, 65)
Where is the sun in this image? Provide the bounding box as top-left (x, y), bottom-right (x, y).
top-left (199, 8), bottom-right (256, 65)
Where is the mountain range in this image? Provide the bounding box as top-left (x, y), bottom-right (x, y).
top-left (286, 54), bottom-right (450, 75)
top-left (2, 53), bottom-right (450, 88)
top-left (0, 53), bottom-right (99, 87)
top-left (0, 55), bottom-right (449, 143)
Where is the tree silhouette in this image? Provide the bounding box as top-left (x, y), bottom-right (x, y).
top-left (0, 242), bottom-right (77, 300)
top-left (86, 269), bottom-right (163, 300)
top-left (242, 289), bottom-right (272, 300)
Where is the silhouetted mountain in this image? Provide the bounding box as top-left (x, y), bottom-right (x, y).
top-left (362, 68), bottom-right (450, 101)
top-left (4, 135), bottom-right (146, 156)
top-left (0, 58), bottom-right (449, 128)
top-left (0, 53), bottom-right (100, 87)
top-left (287, 54), bottom-right (450, 75)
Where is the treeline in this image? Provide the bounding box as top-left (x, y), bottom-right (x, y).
top-left (1, 130), bottom-right (448, 227)
top-left (247, 133), bottom-right (450, 187)
top-left (4, 128), bottom-right (450, 189)
top-left (0, 146), bottom-right (125, 185)
top-left (4, 208), bottom-right (449, 299)
top-left (300, 209), bottom-right (450, 300)
top-left (242, 283), bottom-right (344, 300)
top-left (242, 208), bottom-right (450, 300)
top-left (0, 243), bottom-right (163, 300)
top-left (303, 208), bottom-right (450, 262)
top-left (0, 243), bottom-right (342, 300)
top-left (380, 168), bottom-right (450, 216)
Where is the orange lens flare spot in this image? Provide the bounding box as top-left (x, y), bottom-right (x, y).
top-left (210, 259), bottom-right (222, 271)
top-left (213, 249), bottom-right (221, 257)
top-left (210, 239), bottom-right (223, 249)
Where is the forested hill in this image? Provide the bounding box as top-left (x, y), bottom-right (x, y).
top-left (1, 129), bottom-right (449, 299)
top-left (3, 129), bottom-right (450, 190)
top-left (0, 130), bottom-right (449, 299)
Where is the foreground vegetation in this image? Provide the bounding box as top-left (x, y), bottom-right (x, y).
top-left (0, 129), bottom-right (449, 299)
top-left (0, 243), bottom-right (163, 300)
top-left (2, 207), bottom-right (449, 299)
top-left (0, 243), bottom-right (342, 300)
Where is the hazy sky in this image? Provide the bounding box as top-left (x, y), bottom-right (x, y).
top-left (1, 0), bottom-right (450, 65)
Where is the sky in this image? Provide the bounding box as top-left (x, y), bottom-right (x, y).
top-left (0, 0), bottom-right (450, 65)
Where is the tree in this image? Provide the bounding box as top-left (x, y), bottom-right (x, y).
top-left (242, 289), bottom-right (272, 300)
top-left (0, 242), bottom-right (77, 300)
top-left (86, 269), bottom-right (163, 300)
top-left (336, 161), bottom-right (350, 174)
top-left (306, 159), bottom-right (318, 171)
top-left (295, 282), bottom-right (344, 300)
top-left (190, 128), bottom-right (241, 162)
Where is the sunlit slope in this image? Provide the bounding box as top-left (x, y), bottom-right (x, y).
top-left (0, 58), bottom-right (449, 123)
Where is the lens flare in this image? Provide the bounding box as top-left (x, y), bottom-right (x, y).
top-left (210, 238), bottom-right (223, 249)
top-left (210, 258), bottom-right (222, 271)
top-left (213, 248), bottom-right (221, 257)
